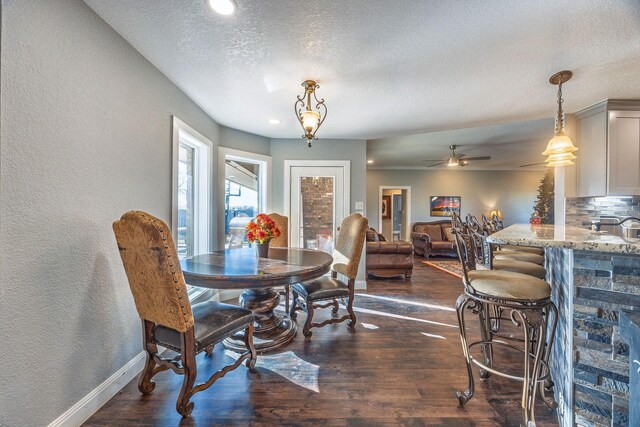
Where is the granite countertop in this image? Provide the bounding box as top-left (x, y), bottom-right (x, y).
top-left (487, 224), bottom-right (640, 254)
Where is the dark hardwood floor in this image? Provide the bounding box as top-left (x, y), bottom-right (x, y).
top-left (85, 258), bottom-right (558, 426)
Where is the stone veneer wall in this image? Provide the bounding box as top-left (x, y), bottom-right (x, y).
top-left (566, 197), bottom-right (640, 228)
top-left (572, 251), bottom-right (639, 427)
top-left (547, 248), bottom-right (574, 427)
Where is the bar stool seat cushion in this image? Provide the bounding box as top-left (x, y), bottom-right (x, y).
top-left (467, 270), bottom-right (551, 300)
top-left (154, 301), bottom-right (254, 352)
top-left (494, 251), bottom-right (544, 265)
top-left (500, 245), bottom-right (544, 255)
top-left (491, 259), bottom-right (547, 279)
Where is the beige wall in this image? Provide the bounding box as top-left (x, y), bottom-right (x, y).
top-left (366, 169), bottom-right (544, 232)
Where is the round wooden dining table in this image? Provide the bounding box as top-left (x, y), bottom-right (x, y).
top-left (180, 247), bottom-right (333, 353)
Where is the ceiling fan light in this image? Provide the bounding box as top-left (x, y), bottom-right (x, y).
top-left (542, 132), bottom-right (578, 156)
top-left (447, 157), bottom-right (459, 167)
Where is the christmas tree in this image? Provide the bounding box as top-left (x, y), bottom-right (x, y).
top-left (533, 169), bottom-right (554, 224)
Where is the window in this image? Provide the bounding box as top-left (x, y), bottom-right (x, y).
top-left (218, 148), bottom-right (271, 249)
top-left (172, 117), bottom-right (212, 260)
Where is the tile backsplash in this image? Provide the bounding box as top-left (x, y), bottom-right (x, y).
top-left (565, 196), bottom-right (640, 228)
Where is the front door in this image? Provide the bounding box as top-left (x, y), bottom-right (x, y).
top-left (286, 162), bottom-right (350, 253)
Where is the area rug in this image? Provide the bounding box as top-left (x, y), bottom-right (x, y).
top-left (422, 260), bottom-right (463, 279)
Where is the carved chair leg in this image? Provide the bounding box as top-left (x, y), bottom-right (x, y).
top-left (205, 344), bottom-right (214, 356)
top-left (244, 323), bottom-right (257, 370)
top-left (347, 282), bottom-right (357, 329)
top-left (138, 320), bottom-right (158, 394)
top-left (289, 290), bottom-right (299, 320)
top-left (331, 298), bottom-right (340, 315)
top-left (303, 301), bottom-right (315, 338)
top-left (176, 329), bottom-right (197, 417)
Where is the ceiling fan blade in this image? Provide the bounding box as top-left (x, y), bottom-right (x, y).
top-left (427, 161), bottom-right (446, 167)
top-left (421, 159), bottom-right (446, 162)
top-left (457, 153), bottom-right (467, 158)
top-left (462, 156), bottom-right (491, 161)
top-left (519, 162), bottom-right (547, 168)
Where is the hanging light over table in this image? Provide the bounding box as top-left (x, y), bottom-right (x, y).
top-left (543, 70), bottom-right (578, 167)
top-left (294, 80), bottom-right (327, 147)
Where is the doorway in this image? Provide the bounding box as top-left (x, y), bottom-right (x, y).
top-left (378, 186), bottom-right (411, 241)
top-left (285, 160), bottom-right (351, 253)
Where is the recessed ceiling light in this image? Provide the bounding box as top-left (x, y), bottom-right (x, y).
top-left (208, 0), bottom-right (236, 16)
top-left (367, 160), bottom-right (374, 164)
top-left (268, 119), bottom-right (281, 125)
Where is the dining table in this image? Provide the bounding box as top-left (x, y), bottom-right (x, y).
top-left (180, 246), bottom-right (333, 353)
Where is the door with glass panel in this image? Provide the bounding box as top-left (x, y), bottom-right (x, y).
top-left (288, 163), bottom-right (349, 254)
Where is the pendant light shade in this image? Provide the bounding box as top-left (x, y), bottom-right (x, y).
top-left (543, 71), bottom-right (578, 166)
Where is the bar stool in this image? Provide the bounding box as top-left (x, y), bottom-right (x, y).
top-left (451, 229), bottom-right (557, 426)
top-left (471, 231), bottom-right (546, 279)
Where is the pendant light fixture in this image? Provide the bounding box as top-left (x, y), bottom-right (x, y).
top-left (543, 70), bottom-right (578, 167)
top-left (294, 80), bottom-right (327, 147)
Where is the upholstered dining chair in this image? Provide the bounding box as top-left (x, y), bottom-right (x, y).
top-left (289, 213), bottom-right (368, 338)
top-left (112, 211), bottom-right (257, 417)
top-left (267, 212), bottom-right (290, 311)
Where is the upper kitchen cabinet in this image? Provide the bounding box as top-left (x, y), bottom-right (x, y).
top-left (575, 100), bottom-right (640, 197)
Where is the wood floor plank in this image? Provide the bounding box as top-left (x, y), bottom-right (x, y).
top-left (84, 258), bottom-right (558, 426)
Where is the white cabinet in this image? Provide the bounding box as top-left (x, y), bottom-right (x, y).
top-left (608, 111), bottom-right (640, 195)
top-left (577, 109), bottom-right (607, 197)
top-left (575, 100), bottom-right (640, 197)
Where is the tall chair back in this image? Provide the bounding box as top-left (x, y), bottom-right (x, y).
top-left (112, 211), bottom-right (194, 332)
top-left (451, 228), bottom-right (478, 291)
top-left (332, 213), bottom-right (368, 280)
top-left (267, 213), bottom-right (289, 247)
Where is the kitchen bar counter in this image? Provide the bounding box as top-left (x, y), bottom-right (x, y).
top-left (487, 224), bottom-right (638, 427)
top-left (487, 223), bottom-right (640, 254)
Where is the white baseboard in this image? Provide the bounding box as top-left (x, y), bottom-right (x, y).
top-left (48, 351), bottom-right (146, 427)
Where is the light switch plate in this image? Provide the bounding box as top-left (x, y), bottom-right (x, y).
top-left (355, 202), bottom-right (364, 210)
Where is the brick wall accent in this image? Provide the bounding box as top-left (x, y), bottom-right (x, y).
top-left (300, 177), bottom-right (334, 249)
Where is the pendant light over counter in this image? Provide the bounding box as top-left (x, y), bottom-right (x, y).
top-left (543, 70), bottom-right (578, 167)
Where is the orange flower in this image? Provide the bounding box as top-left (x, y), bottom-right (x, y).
top-left (245, 213), bottom-right (281, 244)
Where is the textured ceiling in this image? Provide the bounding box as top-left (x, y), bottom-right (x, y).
top-left (367, 118), bottom-right (553, 170)
top-left (85, 0), bottom-right (640, 167)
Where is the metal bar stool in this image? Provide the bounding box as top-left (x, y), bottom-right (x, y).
top-left (451, 228), bottom-right (557, 427)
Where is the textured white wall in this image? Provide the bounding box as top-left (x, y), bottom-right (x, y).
top-left (0, 1), bottom-right (225, 425)
top-left (366, 169), bottom-right (545, 231)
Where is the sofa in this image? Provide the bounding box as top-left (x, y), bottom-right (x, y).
top-left (366, 228), bottom-right (413, 279)
top-left (411, 220), bottom-right (457, 258)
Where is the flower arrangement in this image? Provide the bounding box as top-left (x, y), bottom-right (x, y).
top-left (246, 213), bottom-right (281, 244)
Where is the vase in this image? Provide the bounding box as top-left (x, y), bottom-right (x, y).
top-left (255, 241), bottom-right (270, 258)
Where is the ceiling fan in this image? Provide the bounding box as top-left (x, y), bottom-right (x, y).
top-left (422, 145), bottom-right (491, 167)
top-left (519, 162), bottom-right (548, 168)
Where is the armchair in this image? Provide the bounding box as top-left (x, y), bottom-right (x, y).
top-left (411, 220), bottom-right (457, 258)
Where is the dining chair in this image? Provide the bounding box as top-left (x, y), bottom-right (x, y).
top-left (267, 212), bottom-right (290, 311)
top-left (289, 213), bottom-right (368, 338)
top-left (112, 211), bottom-right (257, 417)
